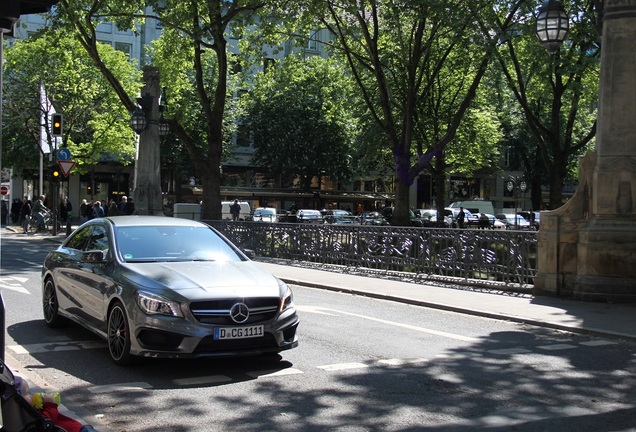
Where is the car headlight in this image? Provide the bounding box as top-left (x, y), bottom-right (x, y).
top-left (137, 292), bottom-right (183, 317)
top-left (279, 285), bottom-right (294, 313)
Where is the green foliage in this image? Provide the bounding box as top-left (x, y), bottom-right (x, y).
top-left (2, 31), bottom-right (140, 174)
top-left (242, 55), bottom-right (356, 189)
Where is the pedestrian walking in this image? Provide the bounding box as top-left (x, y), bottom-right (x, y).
top-left (230, 199), bottom-right (241, 221)
top-left (19, 197), bottom-right (31, 234)
top-left (122, 197), bottom-right (135, 215)
top-left (457, 207), bottom-right (465, 229)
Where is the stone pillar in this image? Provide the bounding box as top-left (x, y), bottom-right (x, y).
top-left (132, 66), bottom-right (163, 216)
top-left (534, 0), bottom-right (636, 302)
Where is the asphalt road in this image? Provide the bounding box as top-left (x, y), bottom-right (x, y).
top-left (2, 234), bottom-right (636, 431)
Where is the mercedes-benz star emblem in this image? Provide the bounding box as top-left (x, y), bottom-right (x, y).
top-left (230, 302), bottom-right (250, 323)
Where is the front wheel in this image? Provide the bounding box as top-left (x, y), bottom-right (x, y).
top-left (43, 278), bottom-right (65, 327)
top-left (108, 302), bottom-right (134, 366)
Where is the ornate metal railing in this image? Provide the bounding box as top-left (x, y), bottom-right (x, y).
top-left (206, 221), bottom-right (538, 292)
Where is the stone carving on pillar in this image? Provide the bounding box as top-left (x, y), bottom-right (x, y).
top-left (534, 0), bottom-right (636, 302)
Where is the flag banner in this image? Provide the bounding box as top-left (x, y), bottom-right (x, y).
top-left (39, 83), bottom-right (56, 155)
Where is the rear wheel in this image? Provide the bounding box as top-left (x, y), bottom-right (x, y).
top-left (43, 278), bottom-right (65, 327)
top-left (108, 302), bottom-right (134, 366)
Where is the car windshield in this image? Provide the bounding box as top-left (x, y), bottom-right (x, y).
top-left (115, 225), bottom-right (241, 263)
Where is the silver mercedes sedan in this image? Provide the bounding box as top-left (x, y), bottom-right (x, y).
top-left (41, 216), bottom-right (299, 365)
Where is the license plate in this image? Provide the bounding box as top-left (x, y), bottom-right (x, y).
top-left (214, 325), bottom-right (264, 340)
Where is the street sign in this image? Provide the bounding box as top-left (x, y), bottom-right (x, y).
top-left (58, 160), bottom-right (76, 177)
top-left (57, 147), bottom-right (72, 161)
top-left (0, 185), bottom-right (8, 196)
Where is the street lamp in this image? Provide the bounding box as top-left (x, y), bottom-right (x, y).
top-left (129, 92), bottom-right (169, 136)
top-left (506, 176), bottom-right (527, 229)
top-left (535, 0), bottom-right (569, 53)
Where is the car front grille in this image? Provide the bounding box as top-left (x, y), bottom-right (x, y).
top-left (189, 297), bottom-right (280, 325)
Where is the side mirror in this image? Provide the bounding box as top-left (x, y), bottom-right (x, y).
top-left (243, 249), bottom-right (256, 260)
top-left (81, 250), bottom-right (107, 263)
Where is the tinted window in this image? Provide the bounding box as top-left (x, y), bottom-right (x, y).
top-left (65, 226), bottom-right (92, 250)
top-left (86, 225), bottom-right (110, 252)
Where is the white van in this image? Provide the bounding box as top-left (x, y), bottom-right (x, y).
top-left (221, 201), bottom-right (251, 220)
top-left (448, 200), bottom-right (495, 216)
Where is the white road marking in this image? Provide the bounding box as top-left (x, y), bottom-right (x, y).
top-left (8, 340), bottom-right (106, 354)
top-left (298, 305), bottom-right (479, 342)
top-left (295, 305), bottom-right (339, 316)
top-left (0, 276), bottom-right (31, 294)
top-left (247, 368), bottom-right (304, 378)
top-left (317, 362), bottom-right (369, 371)
top-left (87, 382), bottom-right (152, 393)
top-left (173, 375), bottom-right (233, 386)
top-left (16, 258), bottom-right (45, 267)
top-left (537, 343), bottom-right (577, 351)
top-left (487, 347), bottom-right (532, 355)
top-left (378, 358), bottom-right (428, 366)
top-left (580, 340), bottom-right (617, 346)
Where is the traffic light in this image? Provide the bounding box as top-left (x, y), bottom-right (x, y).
top-left (52, 114), bottom-right (63, 137)
top-left (51, 166), bottom-right (61, 183)
top-left (47, 164), bottom-right (61, 183)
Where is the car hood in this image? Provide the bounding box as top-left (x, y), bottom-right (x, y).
top-left (121, 260), bottom-right (283, 299)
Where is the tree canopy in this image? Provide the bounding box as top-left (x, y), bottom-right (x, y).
top-left (3, 31), bottom-right (140, 174)
top-left (242, 55), bottom-right (355, 191)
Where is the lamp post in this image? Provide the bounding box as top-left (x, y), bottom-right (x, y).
top-left (535, 1), bottom-right (636, 302)
top-left (128, 66), bottom-right (167, 215)
top-left (506, 176), bottom-right (527, 230)
top-left (535, 0), bottom-right (569, 53)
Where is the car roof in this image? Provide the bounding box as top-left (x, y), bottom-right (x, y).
top-left (105, 215), bottom-right (207, 228)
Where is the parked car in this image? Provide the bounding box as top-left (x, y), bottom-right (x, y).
top-left (381, 207), bottom-right (424, 227)
top-left (414, 209), bottom-right (454, 227)
top-left (475, 213), bottom-right (507, 230)
top-left (332, 215), bottom-right (360, 225)
top-left (41, 216), bottom-right (299, 365)
top-left (495, 213), bottom-right (535, 230)
top-left (296, 209), bottom-right (324, 223)
top-left (322, 209), bottom-right (354, 224)
top-left (357, 211), bottom-right (390, 226)
top-left (518, 210), bottom-right (541, 230)
top-left (252, 207), bottom-right (278, 222)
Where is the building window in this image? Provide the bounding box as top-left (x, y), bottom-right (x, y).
top-left (307, 30), bottom-right (319, 51)
top-left (115, 42), bottom-right (132, 59)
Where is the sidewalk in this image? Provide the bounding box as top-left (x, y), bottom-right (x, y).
top-left (3, 224), bottom-right (635, 341)
top-left (254, 261), bottom-right (636, 342)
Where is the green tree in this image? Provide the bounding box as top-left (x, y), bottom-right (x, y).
top-left (279, 0), bottom-right (510, 225)
top-left (492, 0), bottom-right (599, 209)
top-left (242, 55), bottom-right (354, 192)
top-left (2, 31), bottom-right (139, 174)
top-left (50, 0), bottom-right (276, 219)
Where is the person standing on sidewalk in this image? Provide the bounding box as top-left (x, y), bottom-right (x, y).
top-left (19, 197), bottom-right (31, 234)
